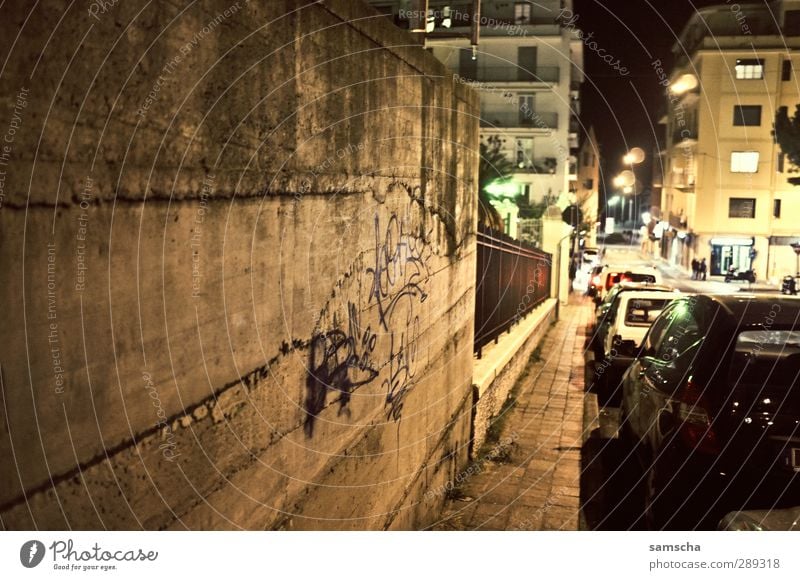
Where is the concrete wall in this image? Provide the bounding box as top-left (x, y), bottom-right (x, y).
top-left (0, 0), bottom-right (478, 530)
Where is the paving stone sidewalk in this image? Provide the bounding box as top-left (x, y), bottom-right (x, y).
top-left (431, 296), bottom-right (592, 530)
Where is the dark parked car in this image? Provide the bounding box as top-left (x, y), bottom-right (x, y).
top-left (620, 294), bottom-right (800, 530)
top-left (718, 506), bottom-right (800, 531)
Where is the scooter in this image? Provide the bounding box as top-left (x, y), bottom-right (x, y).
top-left (782, 275), bottom-right (799, 295)
top-left (724, 267), bottom-right (756, 283)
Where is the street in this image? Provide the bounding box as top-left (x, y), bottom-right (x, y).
top-left (580, 246), bottom-right (781, 530)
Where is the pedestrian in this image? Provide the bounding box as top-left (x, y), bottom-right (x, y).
top-left (700, 258), bottom-right (707, 281)
top-left (691, 258), bottom-right (698, 280)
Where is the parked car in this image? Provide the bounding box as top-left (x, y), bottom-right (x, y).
top-left (590, 283), bottom-right (676, 352)
top-left (586, 264), bottom-right (606, 298)
top-left (620, 294), bottom-right (800, 530)
top-left (591, 265), bottom-right (663, 304)
top-left (582, 248), bottom-right (600, 268)
top-left (591, 287), bottom-right (680, 403)
top-left (718, 506), bottom-right (800, 531)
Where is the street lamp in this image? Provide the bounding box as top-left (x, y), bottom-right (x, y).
top-left (669, 73), bottom-right (698, 95)
top-left (623, 147), bottom-right (645, 165)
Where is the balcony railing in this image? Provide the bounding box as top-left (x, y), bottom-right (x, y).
top-left (480, 111), bottom-right (559, 129)
top-left (474, 225), bottom-right (552, 358)
top-left (459, 65), bottom-right (560, 84)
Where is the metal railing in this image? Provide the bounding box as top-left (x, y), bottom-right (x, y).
top-left (460, 65), bottom-right (560, 83)
top-left (474, 225), bottom-right (552, 358)
top-left (479, 111), bottom-right (558, 129)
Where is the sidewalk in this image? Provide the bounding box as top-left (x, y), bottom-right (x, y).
top-left (430, 296), bottom-right (592, 530)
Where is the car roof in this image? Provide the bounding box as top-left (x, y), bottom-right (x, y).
top-left (618, 291), bottom-right (680, 303)
top-left (615, 283), bottom-right (675, 292)
top-left (706, 294), bottom-right (800, 326)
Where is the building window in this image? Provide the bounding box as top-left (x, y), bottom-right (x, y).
top-left (731, 151), bottom-right (759, 173)
top-left (516, 138), bottom-right (534, 169)
top-left (729, 198), bottom-right (756, 219)
top-left (778, 152), bottom-right (786, 173)
top-left (785, 10), bottom-right (800, 35)
top-left (518, 94), bottom-right (535, 124)
top-left (774, 199), bottom-right (782, 218)
top-left (735, 58), bottom-right (764, 79)
top-left (783, 59), bottom-right (793, 81)
top-left (514, 2), bottom-right (532, 24)
top-left (733, 105), bottom-right (762, 126)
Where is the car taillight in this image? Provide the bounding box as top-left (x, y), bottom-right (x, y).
top-left (676, 378), bottom-right (720, 455)
top-left (592, 275), bottom-right (601, 286)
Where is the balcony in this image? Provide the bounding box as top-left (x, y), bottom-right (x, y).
top-left (512, 157), bottom-right (559, 174)
top-left (459, 65), bottom-right (560, 84)
top-left (480, 111), bottom-right (559, 130)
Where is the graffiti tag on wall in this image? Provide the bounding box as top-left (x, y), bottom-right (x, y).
top-left (304, 209), bottom-right (432, 436)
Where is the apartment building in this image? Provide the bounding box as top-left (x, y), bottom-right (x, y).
top-left (662, 0), bottom-right (800, 281)
top-left (575, 125), bottom-right (600, 243)
top-left (368, 0), bottom-right (584, 221)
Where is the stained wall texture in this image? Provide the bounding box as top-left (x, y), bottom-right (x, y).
top-left (0, 0), bottom-right (479, 530)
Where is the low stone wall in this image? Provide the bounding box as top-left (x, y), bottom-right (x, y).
top-left (471, 300), bottom-right (557, 456)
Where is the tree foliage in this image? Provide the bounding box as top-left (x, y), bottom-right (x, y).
top-left (774, 105), bottom-right (800, 185)
top-left (477, 141), bottom-right (512, 230)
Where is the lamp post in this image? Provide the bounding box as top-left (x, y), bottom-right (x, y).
top-left (616, 149), bottom-right (645, 228)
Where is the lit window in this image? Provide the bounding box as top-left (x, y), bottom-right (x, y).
top-left (731, 151), bottom-right (759, 173)
top-left (514, 2), bottom-right (532, 24)
top-left (735, 59), bottom-right (764, 79)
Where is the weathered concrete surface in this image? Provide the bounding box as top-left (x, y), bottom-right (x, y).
top-left (0, 0), bottom-right (478, 530)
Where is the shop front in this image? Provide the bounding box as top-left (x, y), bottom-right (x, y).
top-left (709, 236), bottom-right (754, 276)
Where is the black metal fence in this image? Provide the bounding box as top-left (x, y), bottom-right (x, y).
top-left (474, 225), bottom-right (552, 358)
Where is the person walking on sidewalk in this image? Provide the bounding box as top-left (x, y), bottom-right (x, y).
top-left (699, 258), bottom-right (707, 281)
top-left (691, 258), bottom-right (699, 280)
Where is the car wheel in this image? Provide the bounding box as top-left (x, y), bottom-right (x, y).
top-left (643, 463), bottom-right (683, 530)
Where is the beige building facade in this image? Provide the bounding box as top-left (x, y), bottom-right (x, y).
top-left (662, 1), bottom-right (800, 281)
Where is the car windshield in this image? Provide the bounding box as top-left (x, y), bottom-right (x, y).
top-left (623, 298), bottom-right (671, 327)
top-left (730, 330), bottom-right (800, 388)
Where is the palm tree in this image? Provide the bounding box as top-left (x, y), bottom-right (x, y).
top-left (478, 141), bottom-right (514, 231)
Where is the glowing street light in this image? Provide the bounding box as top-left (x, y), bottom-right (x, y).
top-left (623, 147), bottom-right (645, 165)
top-left (616, 170), bottom-right (635, 188)
top-left (669, 73), bottom-right (698, 95)
top-left (485, 180), bottom-right (517, 199)
top-left (608, 195), bottom-right (621, 206)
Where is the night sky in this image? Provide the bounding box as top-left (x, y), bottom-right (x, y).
top-left (574, 0), bottom-right (725, 191)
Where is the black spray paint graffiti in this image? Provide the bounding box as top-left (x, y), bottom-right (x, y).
top-left (304, 211), bottom-right (431, 436)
